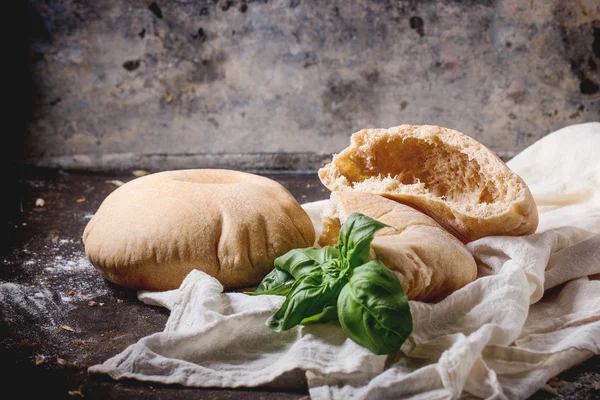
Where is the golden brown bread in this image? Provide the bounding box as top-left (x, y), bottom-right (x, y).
top-left (319, 125), bottom-right (538, 243)
top-left (319, 191), bottom-right (478, 302)
top-left (82, 169), bottom-right (315, 291)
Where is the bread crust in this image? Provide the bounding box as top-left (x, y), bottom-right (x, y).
top-left (319, 125), bottom-right (538, 243)
top-left (319, 192), bottom-right (477, 301)
top-left (83, 169), bottom-right (315, 291)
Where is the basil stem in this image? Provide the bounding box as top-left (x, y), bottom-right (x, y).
top-left (300, 304), bottom-right (338, 325)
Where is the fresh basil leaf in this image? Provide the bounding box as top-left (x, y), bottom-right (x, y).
top-left (338, 259), bottom-right (412, 355)
top-left (247, 246), bottom-right (340, 296)
top-left (244, 267), bottom-right (295, 296)
top-left (274, 246), bottom-right (339, 279)
top-left (300, 304), bottom-right (339, 325)
top-left (302, 246), bottom-right (339, 263)
top-left (336, 213), bottom-right (388, 268)
top-left (267, 267), bottom-right (347, 332)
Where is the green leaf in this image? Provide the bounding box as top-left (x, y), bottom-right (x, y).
top-left (244, 267), bottom-right (295, 296)
top-left (336, 213), bottom-right (388, 268)
top-left (300, 304), bottom-right (339, 325)
top-left (338, 259), bottom-right (412, 355)
top-left (258, 211), bottom-right (407, 357)
top-left (247, 246), bottom-right (340, 297)
top-left (275, 246), bottom-right (339, 279)
top-left (267, 267), bottom-right (347, 332)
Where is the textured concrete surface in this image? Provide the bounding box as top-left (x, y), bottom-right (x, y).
top-left (22, 0), bottom-right (600, 171)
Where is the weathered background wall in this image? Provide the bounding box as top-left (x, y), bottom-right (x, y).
top-left (22, 0), bottom-right (600, 171)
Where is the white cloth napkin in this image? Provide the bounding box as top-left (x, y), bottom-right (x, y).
top-left (89, 122), bottom-right (600, 399)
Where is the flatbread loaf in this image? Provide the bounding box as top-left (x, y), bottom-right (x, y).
top-left (319, 125), bottom-right (538, 243)
top-left (83, 169), bottom-right (315, 291)
top-left (319, 191), bottom-right (477, 301)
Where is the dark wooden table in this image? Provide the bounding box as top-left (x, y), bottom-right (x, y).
top-left (2, 167), bottom-right (598, 399)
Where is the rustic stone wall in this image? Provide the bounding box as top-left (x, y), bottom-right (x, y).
top-left (23, 0), bottom-right (600, 171)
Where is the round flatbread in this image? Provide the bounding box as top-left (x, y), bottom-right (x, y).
top-left (83, 169), bottom-right (315, 291)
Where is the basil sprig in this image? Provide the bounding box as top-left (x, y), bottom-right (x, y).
top-left (246, 213), bottom-right (413, 355)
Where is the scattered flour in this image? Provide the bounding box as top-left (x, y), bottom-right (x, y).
top-left (2, 234), bottom-right (111, 339)
top-left (25, 180), bottom-right (46, 188)
top-left (45, 255), bottom-right (90, 274)
top-left (1, 251), bottom-right (110, 339)
top-left (44, 250), bottom-right (108, 302)
top-left (0, 281), bottom-right (60, 334)
top-left (19, 237), bottom-right (109, 304)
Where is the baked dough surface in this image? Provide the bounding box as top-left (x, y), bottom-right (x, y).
top-left (320, 191), bottom-right (477, 301)
top-left (83, 169), bottom-right (315, 291)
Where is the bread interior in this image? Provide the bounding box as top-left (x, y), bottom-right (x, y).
top-left (331, 136), bottom-right (520, 217)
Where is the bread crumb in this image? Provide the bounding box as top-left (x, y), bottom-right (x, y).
top-left (66, 362), bottom-right (88, 369)
top-left (132, 170), bottom-right (149, 177)
top-left (57, 358), bottom-right (66, 366)
top-left (60, 325), bottom-right (75, 332)
top-left (17, 339), bottom-right (36, 349)
top-left (547, 377), bottom-right (562, 387)
top-left (67, 390), bottom-right (84, 398)
top-left (164, 92), bottom-right (173, 103)
top-left (35, 198), bottom-right (45, 207)
top-left (76, 198), bottom-right (86, 203)
top-left (68, 290), bottom-right (75, 296)
top-left (539, 384), bottom-right (558, 395)
top-left (88, 301), bottom-right (97, 307)
top-left (35, 355), bottom-right (46, 366)
top-left (117, 299), bottom-right (123, 304)
top-left (46, 231), bottom-right (60, 244)
top-left (105, 180), bottom-right (125, 187)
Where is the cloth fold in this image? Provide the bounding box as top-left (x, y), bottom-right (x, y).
top-left (89, 122), bottom-right (600, 399)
